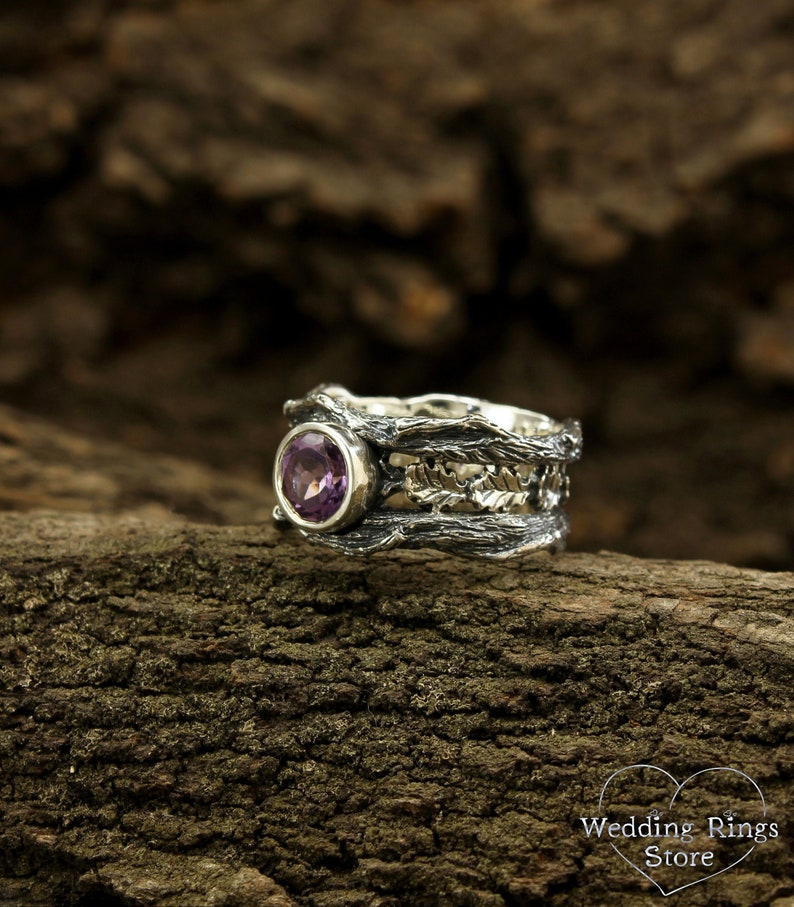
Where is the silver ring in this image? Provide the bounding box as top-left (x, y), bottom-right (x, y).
top-left (273, 384), bottom-right (582, 559)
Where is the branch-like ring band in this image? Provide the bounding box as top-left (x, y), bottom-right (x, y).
top-left (273, 384), bottom-right (582, 559)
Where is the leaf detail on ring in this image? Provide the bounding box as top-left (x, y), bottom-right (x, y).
top-left (405, 462), bottom-right (467, 511)
top-left (469, 467), bottom-right (531, 512)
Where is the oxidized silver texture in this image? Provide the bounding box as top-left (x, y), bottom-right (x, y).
top-left (274, 384), bottom-right (582, 559)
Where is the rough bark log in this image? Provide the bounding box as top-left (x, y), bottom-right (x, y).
top-left (1, 407), bottom-right (792, 906)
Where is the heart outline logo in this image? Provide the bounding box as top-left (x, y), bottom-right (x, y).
top-left (598, 764), bottom-right (767, 897)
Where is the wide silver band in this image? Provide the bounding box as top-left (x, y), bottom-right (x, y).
top-left (273, 384), bottom-right (582, 559)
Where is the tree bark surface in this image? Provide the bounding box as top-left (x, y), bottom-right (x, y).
top-left (0, 407), bottom-right (792, 906)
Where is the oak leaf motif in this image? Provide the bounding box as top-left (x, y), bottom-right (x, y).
top-left (469, 467), bottom-right (531, 512)
top-left (405, 462), bottom-right (468, 511)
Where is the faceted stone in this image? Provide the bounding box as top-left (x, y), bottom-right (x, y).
top-left (280, 431), bottom-right (348, 522)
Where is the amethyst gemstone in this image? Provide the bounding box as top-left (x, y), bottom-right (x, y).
top-left (280, 431), bottom-right (348, 522)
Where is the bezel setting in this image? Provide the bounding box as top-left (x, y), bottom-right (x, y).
top-left (273, 421), bottom-right (377, 533)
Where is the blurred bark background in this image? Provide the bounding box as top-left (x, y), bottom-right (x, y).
top-left (0, 0), bottom-right (792, 563)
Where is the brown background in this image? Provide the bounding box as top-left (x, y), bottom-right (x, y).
top-left (1, 5), bottom-right (794, 906)
top-left (1, 0), bottom-right (793, 567)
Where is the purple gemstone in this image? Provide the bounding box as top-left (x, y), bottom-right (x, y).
top-left (280, 431), bottom-right (348, 522)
